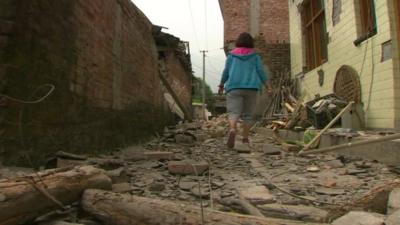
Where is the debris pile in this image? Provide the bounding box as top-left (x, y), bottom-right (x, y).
top-left (0, 117), bottom-right (399, 225)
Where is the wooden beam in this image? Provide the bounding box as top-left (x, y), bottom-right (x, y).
top-left (82, 189), bottom-right (329, 225)
top-left (158, 60), bottom-right (192, 121)
top-left (298, 101), bottom-right (354, 155)
top-left (299, 133), bottom-right (400, 156)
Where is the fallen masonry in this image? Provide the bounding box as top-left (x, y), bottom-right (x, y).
top-left (0, 116), bottom-right (399, 225)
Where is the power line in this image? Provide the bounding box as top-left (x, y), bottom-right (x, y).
top-left (206, 58), bottom-right (221, 73)
top-left (204, 0), bottom-right (208, 50)
top-left (187, 0), bottom-right (200, 50)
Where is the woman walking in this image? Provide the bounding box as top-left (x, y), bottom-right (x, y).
top-left (218, 32), bottom-right (272, 149)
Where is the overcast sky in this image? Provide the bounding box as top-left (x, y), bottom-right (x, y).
top-left (131, 0), bottom-right (226, 92)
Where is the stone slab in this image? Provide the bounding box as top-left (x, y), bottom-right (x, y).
top-left (235, 142), bottom-right (251, 153)
top-left (239, 186), bottom-right (275, 205)
top-left (168, 161), bottom-right (209, 175)
top-left (263, 143), bottom-right (281, 155)
top-left (179, 181), bottom-right (197, 191)
top-left (332, 211), bottom-right (385, 225)
top-left (388, 188), bottom-right (400, 214)
top-left (386, 209), bottom-right (400, 225)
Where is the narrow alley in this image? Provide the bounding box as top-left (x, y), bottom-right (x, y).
top-left (0, 0), bottom-right (399, 225)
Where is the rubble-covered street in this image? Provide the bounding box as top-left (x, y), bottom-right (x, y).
top-left (1, 116), bottom-right (399, 225)
top-left (1, 0), bottom-right (400, 224)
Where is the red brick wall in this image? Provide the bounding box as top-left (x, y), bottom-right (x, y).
top-left (260, 0), bottom-right (289, 43)
top-left (219, 0), bottom-right (289, 44)
top-left (163, 51), bottom-right (192, 109)
top-left (70, 0), bottom-right (163, 109)
top-left (0, 0), bottom-right (183, 165)
top-left (219, 0), bottom-right (251, 43)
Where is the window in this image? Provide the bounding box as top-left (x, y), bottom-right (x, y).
top-left (302, 0), bottom-right (328, 71)
top-left (354, 0), bottom-right (377, 45)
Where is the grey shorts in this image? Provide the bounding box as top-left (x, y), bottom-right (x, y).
top-left (226, 89), bottom-right (258, 123)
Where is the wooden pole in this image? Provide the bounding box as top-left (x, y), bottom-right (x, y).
top-left (0, 166), bottom-right (111, 225)
top-left (298, 101), bottom-right (354, 155)
top-left (82, 189), bottom-right (328, 225)
top-left (299, 133), bottom-right (400, 156)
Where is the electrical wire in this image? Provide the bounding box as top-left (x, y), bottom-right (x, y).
top-left (206, 58), bottom-right (222, 74)
top-left (204, 0), bottom-right (208, 50)
top-left (0, 84), bottom-right (55, 104)
top-left (187, 0), bottom-right (201, 50)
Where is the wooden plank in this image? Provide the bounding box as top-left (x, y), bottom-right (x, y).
top-left (298, 101), bottom-right (354, 155)
top-left (82, 189), bottom-right (329, 225)
top-left (158, 60), bottom-right (192, 121)
top-left (299, 133), bottom-right (400, 156)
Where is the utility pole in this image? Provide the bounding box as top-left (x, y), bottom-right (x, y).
top-left (200, 50), bottom-right (208, 120)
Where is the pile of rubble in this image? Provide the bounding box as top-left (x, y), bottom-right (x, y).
top-left (0, 115), bottom-right (399, 225)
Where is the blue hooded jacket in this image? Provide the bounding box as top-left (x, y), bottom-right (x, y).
top-left (220, 52), bottom-right (268, 92)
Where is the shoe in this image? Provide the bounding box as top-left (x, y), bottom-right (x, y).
top-left (227, 130), bottom-right (236, 149)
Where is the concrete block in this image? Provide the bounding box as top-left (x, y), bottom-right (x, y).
top-left (239, 186), bottom-right (275, 205)
top-left (144, 151), bottom-right (174, 161)
top-left (332, 211), bottom-right (385, 225)
top-left (281, 142), bottom-right (301, 152)
top-left (388, 188), bottom-right (400, 214)
top-left (168, 161), bottom-right (209, 175)
top-left (263, 143), bottom-right (281, 155)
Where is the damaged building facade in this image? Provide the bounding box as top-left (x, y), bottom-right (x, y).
top-left (218, 0), bottom-right (291, 116)
top-left (289, 0), bottom-right (400, 129)
top-left (0, 0), bottom-right (192, 164)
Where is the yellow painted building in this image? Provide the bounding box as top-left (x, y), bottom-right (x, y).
top-left (289, 0), bottom-right (400, 129)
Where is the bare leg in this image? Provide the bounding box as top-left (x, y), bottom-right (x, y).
top-left (229, 118), bottom-right (238, 132)
top-left (227, 118), bottom-right (238, 148)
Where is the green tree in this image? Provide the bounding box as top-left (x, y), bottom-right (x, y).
top-left (192, 77), bottom-right (215, 112)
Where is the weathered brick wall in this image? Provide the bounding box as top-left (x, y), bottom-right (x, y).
top-left (260, 0), bottom-right (289, 43)
top-left (163, 51), bottom-right (192, 110)
top-left (219, 0), bottom-right (251, 43)
top-left (0, 0), bottom-right (179, 165)
top-left (219, 0), bottom-right (289, 43)
top-left (254, 36), bottom-right (291, 80)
